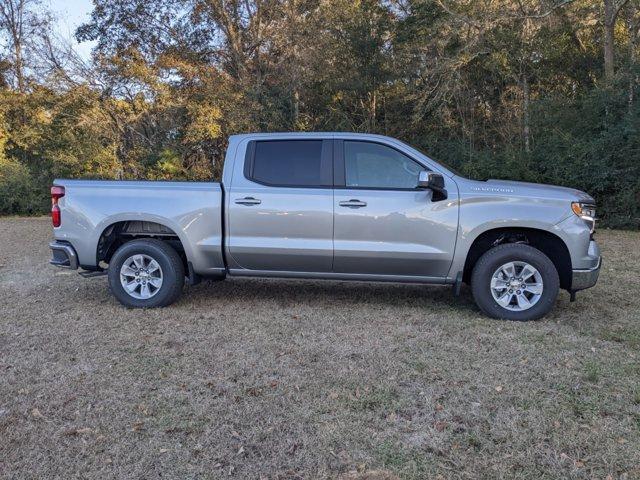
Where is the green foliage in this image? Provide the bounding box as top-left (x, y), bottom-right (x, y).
top-left (0, 156), bottom-right (39, 215)
top-left (0, 110), bottom-right (39, 214)
top-left (531, 89), bottom-right (640, 229)
top-left (430, 87), bottom-right (640, 228)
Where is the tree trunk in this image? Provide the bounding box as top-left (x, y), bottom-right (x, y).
top-left (292, 87), bottom-right (299, 128)
top-left (4, 0), bottom-right (26, 92)
top-left (369, 90), bottom-right (376, 131)
top-left (522, 76), bottom-right (531, 153)
top-left (604, 0), bottom-right (616, 81)
top-left (604, 0), bottom-right (632, 81)
top-left (627, 7), bottom-right (637, 108)
top-left (13, 40), bottom-right (24, 92)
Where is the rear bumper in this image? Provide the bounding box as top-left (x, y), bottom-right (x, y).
top-left (49, 241), bottom-right (78, 270)
top-left (571, 255), bottom-right (601, 291)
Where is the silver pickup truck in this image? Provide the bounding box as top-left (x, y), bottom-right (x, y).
top-left (49, 132), bottom-right (601, 321)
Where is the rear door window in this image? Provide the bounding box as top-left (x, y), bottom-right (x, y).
top-left (247, 140), bottom-right (332, 187)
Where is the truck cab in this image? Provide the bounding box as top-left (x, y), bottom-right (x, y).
top-left (223, 133), bottom-right (458, 280)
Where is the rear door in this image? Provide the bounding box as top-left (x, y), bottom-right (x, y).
top-left (226, 138), bottom-right (334, 272)
top-left (332, 139), bottom-right (458, 278)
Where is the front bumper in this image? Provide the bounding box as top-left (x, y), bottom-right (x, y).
top-left (49, 241), bottom-right (79, 269)
top-left (571, 255), bottom-right (601, 291)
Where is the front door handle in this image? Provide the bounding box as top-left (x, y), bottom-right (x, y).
top-left (235, 197), bottom-right (262, 206)
top-left (339, 199), bottom-right (367, 208)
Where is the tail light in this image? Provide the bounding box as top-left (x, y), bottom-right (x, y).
top-left (51, 186), bottom-right (65, 227)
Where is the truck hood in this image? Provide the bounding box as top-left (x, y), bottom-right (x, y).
top-left (456, 177), bottom-right (595, 203)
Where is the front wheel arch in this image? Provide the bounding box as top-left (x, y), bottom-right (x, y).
top-left (462, 227), bottom-right (572, 291)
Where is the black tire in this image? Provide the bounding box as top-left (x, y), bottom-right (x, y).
top-left (108, 238), bottom-right (184, 308)
top-left (471, 243), bottom-right (559, 321)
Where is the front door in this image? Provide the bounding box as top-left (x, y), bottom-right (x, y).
top-left (332, 140), bottom-right (458, 278)
top-left (227, 139), bottom-right (334, 272)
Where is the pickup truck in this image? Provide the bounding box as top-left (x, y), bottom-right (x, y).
top-left (49, 132), bottom-right (601, 321)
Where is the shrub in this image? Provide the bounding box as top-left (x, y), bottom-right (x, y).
top-left (0, 158), bottom-right (41, 215)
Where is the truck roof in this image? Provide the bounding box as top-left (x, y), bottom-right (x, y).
top-left (229, 132), bottom-right (399, 142)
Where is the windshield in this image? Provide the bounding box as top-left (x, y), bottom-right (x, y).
top-left (407, 143), bottom-right (466, 178)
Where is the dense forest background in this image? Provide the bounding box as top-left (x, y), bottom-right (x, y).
top-left (0, 0), bottom-right (638, 227)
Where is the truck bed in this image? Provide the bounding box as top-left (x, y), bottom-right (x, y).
top-left (52, 179), bottom-right (225, 275)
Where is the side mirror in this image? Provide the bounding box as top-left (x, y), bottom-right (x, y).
top-left (418, 171), bottom-right (447, 201)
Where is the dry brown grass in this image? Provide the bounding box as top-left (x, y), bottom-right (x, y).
top-left (1, 217), bottom-right (639, 479)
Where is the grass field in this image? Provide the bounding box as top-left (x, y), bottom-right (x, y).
top-left (0, 217), bottom-right (639, 479)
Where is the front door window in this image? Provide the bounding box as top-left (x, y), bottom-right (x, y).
top-left (344, 141), bottom-right (423, 190)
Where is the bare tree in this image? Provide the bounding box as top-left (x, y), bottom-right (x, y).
top-left (0, 0), bottom-right (49, 91)
top-left (604, 0), bottom-right (631, 81)
top-left (625, 2), bottom-right (640, 106)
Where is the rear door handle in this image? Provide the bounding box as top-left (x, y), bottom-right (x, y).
top-left (339, 199), bottom-right (367, 208)
top-left (235, 197), bottom-right (262, 206)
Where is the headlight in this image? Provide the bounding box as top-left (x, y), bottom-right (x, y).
top-left (571, 202), bottom-right (596, 233)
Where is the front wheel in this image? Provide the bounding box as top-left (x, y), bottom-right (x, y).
top-left (108, 239), bottom-right (184, 308)
top-left (471, 243), bottom-right (559, 321)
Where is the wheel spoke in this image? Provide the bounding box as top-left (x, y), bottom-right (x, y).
top-left (124, 280), bottom-right (139, 293)
top-left (524, 282), bottom-right (543, 295)
top-left (140, 283), bottom-right (151, 298)
top-left (148, 277), bottom-right (162, 288)
top-left (491, 277), bottom-right (508, 289)
top-left (501, 262), bottom-right (516, 279)
top-left (516, 294), bottom-right (531, 309)
top-left (496, 291), bottom-right (513, 307)
top-left (133, 255), bottom-right (145, 269)
top-left (147, 260), bottom-right (160, 273)
top-left (121, 265), bottom-right (137, 277)
top-left (520, 265), bottom-right (537, 281)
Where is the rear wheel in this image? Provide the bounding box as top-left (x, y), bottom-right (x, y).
top-left (471, 243), bottom-right (559, 321)
top-left (108, 239), bottom-right (184, 308)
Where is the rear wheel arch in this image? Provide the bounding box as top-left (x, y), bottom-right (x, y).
top-left (96, 219), bottom-right (190, 272)
top-left (462, 227), bottom-right (572, 290)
